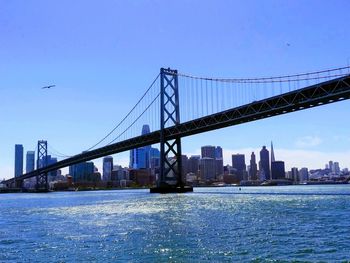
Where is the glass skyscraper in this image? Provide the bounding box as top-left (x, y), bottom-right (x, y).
top-left (232, 154), bottom-right (246, 181)
top-left (259, 146), bottom-right (270, 180)
top-left (249, 152), bottom-right (258, 180)
top-left (130, 124), bottom-right (152, 169)
top-left (103, 156), bottom-right (113, 181)
top-left (14, 144), bottom-right (24, 177)
top-left (26, 151), bottom-right (35, 173)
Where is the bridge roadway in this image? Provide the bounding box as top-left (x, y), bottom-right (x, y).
top-left (3, 74), bottom-right (350, 185)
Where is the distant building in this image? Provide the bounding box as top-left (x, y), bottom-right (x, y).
top-left (26, 151), bottom-right (35, 173)
top-left (200, 157), bottom-right (216, 182)
top-left (232, 154), bottom-right (246, 181)
top-left (103, 156), bottom-right (113, 181)
top-left (329, 161), bottom-right (334, 172)
top-left (271, 161), bottom-right (285, 179)
top-left (259, 146), bottom-right (270, 180)
top-left (70, 161), bottom-right (95, 182)
top-left (271, 141), bottom-right (275, 162)
top-left (333, 162), bottom-right (340, 174)
top-left (215, 158), bottom-right (224, 179)
top-left (129, 124), bottom-right (152, 169)
top-left (129, 169), bottom-right (154, 186)
top-left (249, 152), bottom-right (258, 180)
top-left (188, 155), bottom-right (200, 175)
top-left (201, 146), bottom-right (216, 159)
top-left (14, 144), bottom-right (24, 177)
top-left (215, 146), bottom-right (223, 159)
top-left (130, 147), bottom-right (146, 169)
top-left (299, 168), bottom-right (309, 182)
top-left (48, 157), bottom-right (58, 181)
top-left (215, 146), bottom-right (224, 179)
top-left (291, 167), bottom-right (299, 183)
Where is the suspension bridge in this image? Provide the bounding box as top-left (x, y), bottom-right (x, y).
top-left (3, 66), bottom-right (350, 193)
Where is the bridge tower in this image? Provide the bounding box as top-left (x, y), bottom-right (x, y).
top-left (36, 140), bottom-right (49, 191)
top-left (150, 68), bottom-right (193, 193)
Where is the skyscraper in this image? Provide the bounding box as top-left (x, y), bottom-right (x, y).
top-left (271, 161), bottom-right (285, 179)
top-left (141, 124), bottom-right (150, 135)
top-left (329, 161), bottom-right (334, 172)
top-left (271, 141), bottom-right (275, 163)
top-left (201, 146), bottom-right (216, 159)
top-left (200, 157), bottom-right (216, 182)
top-left (215, 146), bottom-right (223, 159)
top-left (14, 144), bottom-right (23, 177)
top-left (249, 152), bottom-right (258, 180)
top-left (291, 167), bottom-right (299, 183)
top-left (70, 161), bottom-right (95, 182)
top-left (130, 124), bottom-right (151, 169)
top-left (188, 155), bottom-right (200, 175)
top-left (259, 146), bottom-right (270, 180)
top-left (232, 154), bottom-right (246, 181)
top-left (215, 146), bottom-right (224, 178)
top-left (26, 151), bottom-right (35, 173)
top-left (103, 156), bottom-right (113, 181)
top-left (299, 168), bottom-right (309, 182)
top-left (149, 147), bottom-right (160, 169)
top-left (142, 125), bottom-right (151, 168)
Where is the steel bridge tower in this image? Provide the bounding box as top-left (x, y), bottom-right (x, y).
top-left (151, 68), bottom-right (193, 193)
top-left (36, 140), bottom-right (49, 191)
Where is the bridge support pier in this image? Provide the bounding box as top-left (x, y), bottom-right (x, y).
top-left (36, 140), bottom-right (49, 192)
top-left (15, 179), bottom-right (23, 189)
top-left (150, 68), bottom-right (193, 194)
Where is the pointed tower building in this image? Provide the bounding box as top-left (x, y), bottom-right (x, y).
top-left (270, 141), bottom-right (286, 180)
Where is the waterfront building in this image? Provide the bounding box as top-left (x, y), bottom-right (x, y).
top-left (188, 155), bottom-right (200, 175)
top-left (299, 168), bottom-right (309, 182)
top-left (150, 156), bottom-right (160, 170)
top-left (70, 161), bottom-right (95, 182)
top-left (149, 147), bottom-right (160, 167)
top-left (232, 154), bottom-right (246, 181)
top-left (271, 161), bottom-right (285, 179)
top-left (26, 151), bottom-right (35, 173)
top-left (48, 157), bottom-right (58, 181)
top-left (14, 144), bottom-right (24, 177)
top-left (129, 125), bottom-right (152, 169)
top-left (259, 146), bottom-right (270, 180)
top-left (103, 156), bottom-right (113, 181)
top-left (215, 158), bottom-right (224, 179)
top-left (200, 157), bottom-right (216, 182)
top-left (291, 167), bottom-right (299, 183)
top-left (249, 152), bottom-right (258, 180)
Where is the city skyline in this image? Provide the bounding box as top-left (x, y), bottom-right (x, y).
top-left (7, 137), bottom-right (349, 183)
top-left (1, 1), bottom-right (350, 179)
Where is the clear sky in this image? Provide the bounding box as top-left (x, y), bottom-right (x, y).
top-left (1, 0), bottom-right (350, 179)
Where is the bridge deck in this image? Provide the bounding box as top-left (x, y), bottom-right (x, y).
top-left (4, 75), bottom-right (350, 185)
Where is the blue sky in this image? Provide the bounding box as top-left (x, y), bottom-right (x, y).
top-left (1, 0), bottom-right (350, 179)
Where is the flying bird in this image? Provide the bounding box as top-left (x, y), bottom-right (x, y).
top-left (42, 85), bottom-right (56, 89)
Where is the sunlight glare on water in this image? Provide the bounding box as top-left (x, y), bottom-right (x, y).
top-left (0, 186), bottom-right (350, 262)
